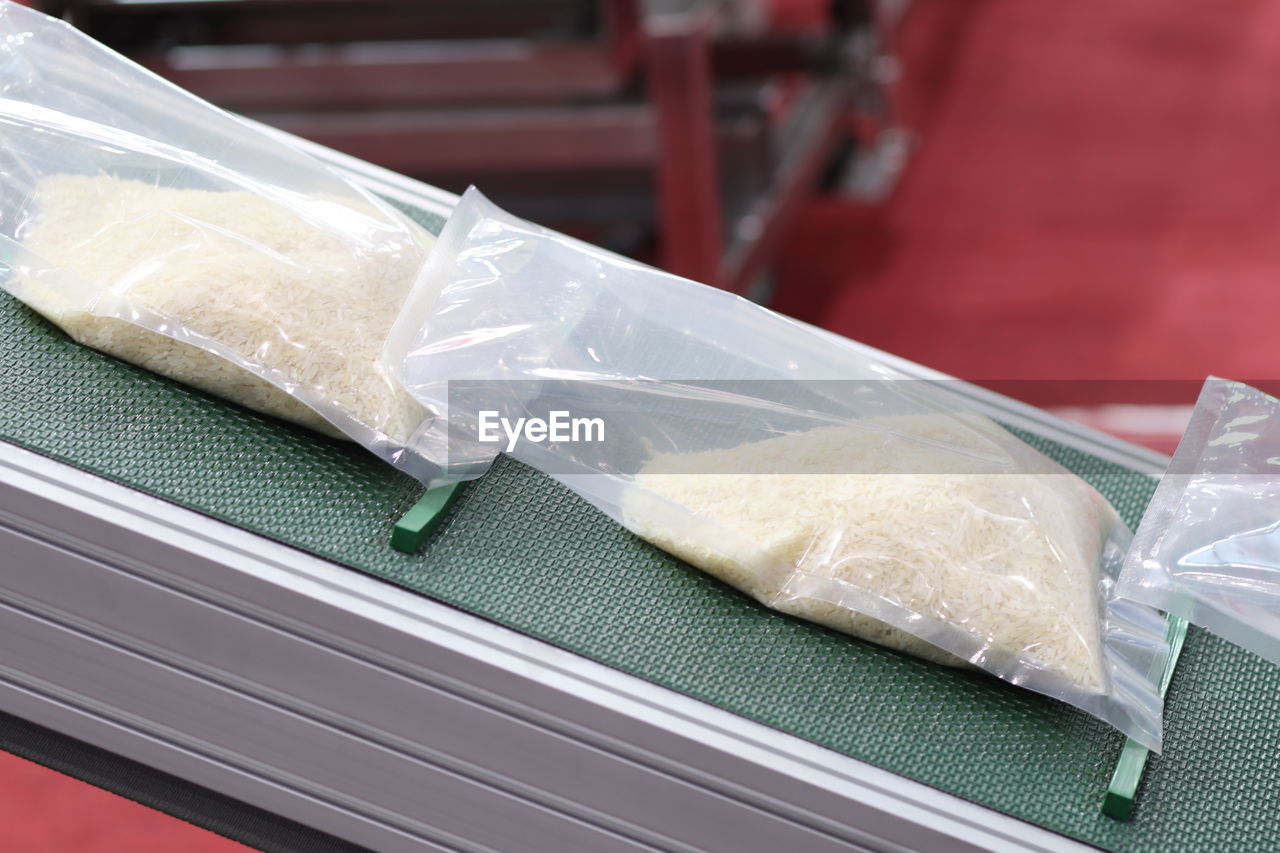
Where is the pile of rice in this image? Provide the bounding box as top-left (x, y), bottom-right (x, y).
top-left (626, 413), bottom-right (1116, 689)
top-left (15, 174), bottom-right (431, 441)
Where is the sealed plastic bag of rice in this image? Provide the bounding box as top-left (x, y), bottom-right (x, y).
top-left (390, 188), bottom-right (1172, 749)
top-left (1119, 377), bottom-right (1280, 665)
top-left (0, 3), bottom-right (439, 478)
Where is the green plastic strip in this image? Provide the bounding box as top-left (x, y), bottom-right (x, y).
top-left (390, 484), bottom-right (461, 553)
top-left (1102, 614), bottom-right (1191, 820)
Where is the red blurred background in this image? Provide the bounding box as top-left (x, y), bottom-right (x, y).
top-left (7, 0), bottom-right (1279, 847)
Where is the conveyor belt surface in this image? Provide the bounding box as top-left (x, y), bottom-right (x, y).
top-left (1, 200), bottom-right (1276, 853)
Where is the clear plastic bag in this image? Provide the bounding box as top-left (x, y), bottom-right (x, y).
top-left (0, 3), bottom-right (438, 477)
top-left (393, 188), bottom-right (1171, 749)
top-left (1120, 377), bottom-right (1280, 666)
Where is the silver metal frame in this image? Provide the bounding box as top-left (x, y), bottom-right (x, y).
top-left (0, 143), bottom-right (1167, 852)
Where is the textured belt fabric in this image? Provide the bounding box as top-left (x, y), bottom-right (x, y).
top-left (0, 199), bottom-right (1276, 853)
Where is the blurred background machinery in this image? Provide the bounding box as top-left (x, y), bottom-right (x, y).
top-left (46, 0), bottom-right (910, 297)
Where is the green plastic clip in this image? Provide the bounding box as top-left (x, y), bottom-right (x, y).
top-left (390, 484), bottom-right (460, 553)
top-left (1101, 613), bottom-right (1190, 820)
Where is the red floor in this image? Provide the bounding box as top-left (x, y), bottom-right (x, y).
top-left (776, 0), bottom-right (1280, 407)
top-left (5, 0), bottom-right (1278, 847)
top-left (0, 752), bottom-right (245, 852)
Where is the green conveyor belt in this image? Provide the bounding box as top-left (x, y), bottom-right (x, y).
top-left (1, 201), bottom-right (1277, 853)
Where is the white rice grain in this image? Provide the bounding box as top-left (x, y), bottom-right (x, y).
top-left (16, 174), bottom-right (431, 441)
top-left (626, 414), bottom-right (1115, 689)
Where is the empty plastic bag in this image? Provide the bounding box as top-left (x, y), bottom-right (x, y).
top-left (1120, 377), bottom-right (1280, 665)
